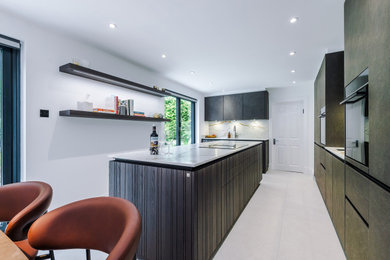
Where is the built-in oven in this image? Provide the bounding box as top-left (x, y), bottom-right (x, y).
top-left (341, 68), bottom-right (369, 172)
top-left (319, 106), bottom-right (326, 145)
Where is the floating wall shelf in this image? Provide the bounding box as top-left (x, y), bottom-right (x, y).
top-left (59, 110), bottom-right (170, 122)
top-left (59, 63), bottom-right (168, 97)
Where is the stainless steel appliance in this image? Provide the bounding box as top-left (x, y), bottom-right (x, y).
top-left (319, 106), bottom-right (326, 145)
top-left (341, 68), bottom-right (369, 169)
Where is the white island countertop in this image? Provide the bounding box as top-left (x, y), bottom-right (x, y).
top-left (110, 141), bottom-right (262, 170)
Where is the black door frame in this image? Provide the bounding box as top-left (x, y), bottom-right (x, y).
top-left (1, 35), bottom-right (21, 185)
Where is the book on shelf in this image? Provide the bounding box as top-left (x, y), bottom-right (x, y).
top-left (133, 111), bottom-right (145, 117)
top-left (124, 99), bottom-right (134, 116)
top-left (105, 95), bottom-right (119, 114)
top-left (93, 108), bottom-right (116, 113)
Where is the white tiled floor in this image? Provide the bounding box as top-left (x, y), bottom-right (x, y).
top-left (213, 170), bottom-right (346, 260)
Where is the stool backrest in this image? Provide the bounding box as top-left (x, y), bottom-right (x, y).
top-left (28, 197), bottom-right (141, 260)
top-left (0, 181), bottom-right (53, 241)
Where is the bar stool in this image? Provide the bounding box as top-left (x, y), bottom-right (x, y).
top-left (0, 181), bottom-right (53, 259)
top-left (27, 197), bottom-right (142, 260)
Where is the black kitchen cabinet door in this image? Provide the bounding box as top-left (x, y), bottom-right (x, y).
top-left (205, 96), bottom-right (223, 121)
top-left (242, 91), bottom-right (269, 120)
top-left (223, 94), bottom-right (243, 120)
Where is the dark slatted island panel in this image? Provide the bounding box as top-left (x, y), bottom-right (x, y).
top-left (109, 143), bottom-right (262, 260)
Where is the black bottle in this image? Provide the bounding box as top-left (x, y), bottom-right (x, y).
top-left (150, 125), bottom-right (159, 155)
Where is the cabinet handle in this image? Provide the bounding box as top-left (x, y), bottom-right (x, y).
top-left (320, 163), bottom-right (326, 170)
top-left (273, 138), bottom-right (276, 145)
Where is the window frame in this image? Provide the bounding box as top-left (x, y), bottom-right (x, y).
top-left (1, 35), bottom-right (21, 185)
top-left (175, 97), bottom-right (196, 146)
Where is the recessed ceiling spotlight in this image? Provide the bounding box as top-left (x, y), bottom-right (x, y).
top-left (161, 54), bottom-right (167, 59)
top-left (209, 82), bottom-right (214, 86)
top-left (293, 81), bottom-right (296, 84)
top-left (289, 51), bottom-right (296, 56)
top-left (291, 69), bottom-right (296, 73)
top-left (190, 71), bottom-right (195, 75)
top-left (109, 23), bottom-right (117, 29)
top-left (290, 17), bottom-right (299, 24)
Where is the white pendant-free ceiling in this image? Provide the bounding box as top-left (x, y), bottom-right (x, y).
top-left (0, 0), bottom-right (344, 94)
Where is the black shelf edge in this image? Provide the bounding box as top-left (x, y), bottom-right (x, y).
top-left (59, 110), bottom-right (170, 122)
top-left (59, 63), bottom-right (168, 97)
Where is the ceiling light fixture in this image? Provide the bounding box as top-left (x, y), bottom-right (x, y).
top-left (109, 23), bottom-right (117, 29)
top-left (161, 54), bottom-right (167, 59)
top-left (209, 82), bottom-right (214, 86)
top-left (293, 81), bottom-right (296, 84)
top-left (290, 17), bottom-right (299, 24)
top-left (291, 69), bottom-right (296, 73)
top-left (190, 71), bottom-right (195, 75)
top-left (289, 51), bottom-right (296, 56)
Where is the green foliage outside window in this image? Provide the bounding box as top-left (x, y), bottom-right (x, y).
top-left (164, 97), bottom-right (192, 145)
top-left (164, 96), bottom-right (177, 142)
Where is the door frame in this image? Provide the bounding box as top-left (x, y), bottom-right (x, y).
top-left (270, 96), bottom-right (311, 174)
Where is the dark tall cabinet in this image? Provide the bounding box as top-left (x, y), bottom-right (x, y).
top-left (314, 51), bottom-right (345, 147)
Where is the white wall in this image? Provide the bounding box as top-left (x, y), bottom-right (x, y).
top-left (0, 10), bottom-right (205, 258)
top-left (268, 85), bottom-right (314, 175)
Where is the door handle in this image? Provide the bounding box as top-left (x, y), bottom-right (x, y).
top-left (273, 138), bottom-right (276, 145)
top-left (355, 140), bottom-right (359, 147)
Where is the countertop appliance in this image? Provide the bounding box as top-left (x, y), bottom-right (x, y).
top-left (341, 68), bottom-right (369, 170)
top-left (319, 106), bottom-right (326, 145)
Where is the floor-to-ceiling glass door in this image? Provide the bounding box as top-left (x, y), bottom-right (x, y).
top-left (0, 36), bottom-right (20, 186)
top-left (164, 96), bottom-right (195, 146)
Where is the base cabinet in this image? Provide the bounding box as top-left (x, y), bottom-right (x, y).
top-left (345, 199), bottom-right (369, 260)
top-left (325, 152), bottom-right (333, 215)
top-left (110, 144), bottom-right (262, 260)
top-left (332, 157), bottom-right (345, 247)
top-left (368, 182), bottom-right (390, 260)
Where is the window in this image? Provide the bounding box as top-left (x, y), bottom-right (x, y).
top-left (0, 35), bottom-right (21, 186)
top-left (164, 95), bottom-right (196, 145)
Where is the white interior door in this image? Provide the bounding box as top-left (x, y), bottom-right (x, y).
top-left (272, 101), bottom-right (304, 172)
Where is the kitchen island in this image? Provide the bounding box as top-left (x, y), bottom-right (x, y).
top-left (109, 141), bottom-right (263, 260)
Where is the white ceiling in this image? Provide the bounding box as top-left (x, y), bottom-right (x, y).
top-left (0, 0), bottom-right (344, 94)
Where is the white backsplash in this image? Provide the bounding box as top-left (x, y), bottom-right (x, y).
top-left (207, 120), bottom-right (269, 140)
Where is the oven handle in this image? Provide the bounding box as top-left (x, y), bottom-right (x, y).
top-left (340, 83), bottom-right (368, 105)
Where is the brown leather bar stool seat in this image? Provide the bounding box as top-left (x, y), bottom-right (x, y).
top-left (0, 181), bottom-right (53, 259)
top-left (28, 197), bottom-right (142, 260)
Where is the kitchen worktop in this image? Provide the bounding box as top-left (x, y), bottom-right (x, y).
top-left (110, 141), bottom-right (262, 169)
top-left (324, 146), bottom-right (345, 160)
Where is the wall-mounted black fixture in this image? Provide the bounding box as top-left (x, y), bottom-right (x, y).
top-left (40, 109), bottom-right (49, 118)
top-left (59, 63), bottom-right (168, 97)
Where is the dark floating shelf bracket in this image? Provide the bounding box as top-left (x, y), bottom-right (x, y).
top-left (59, 63), bottom-right (168, 97)
top-left (59, 110), bottom-right (170, 122)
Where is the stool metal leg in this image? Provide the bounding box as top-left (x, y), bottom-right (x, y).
top-left (86, 249), bottom-right (91, 260)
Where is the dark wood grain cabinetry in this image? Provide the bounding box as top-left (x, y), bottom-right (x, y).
top-left (242, 91), bottom-right (269, 120)
top-left (205, 96), bottom-right (224, 121)
top-left (314, 52), bottom-right (345, 147)
top-left (109, 144), bottom-right (262, 260)
top-left (368, 182), bottom-right (390, 259)
top-left (223, 94), bottom-right (243, 120)
top-left (345, 199), bottom-right (369, 260)
top-left (201, 139), bottom-right (269, 173)
top-left (332, 156), bottom-right (345, 247)
top-left (205, 91), bottom-right (269, 121)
